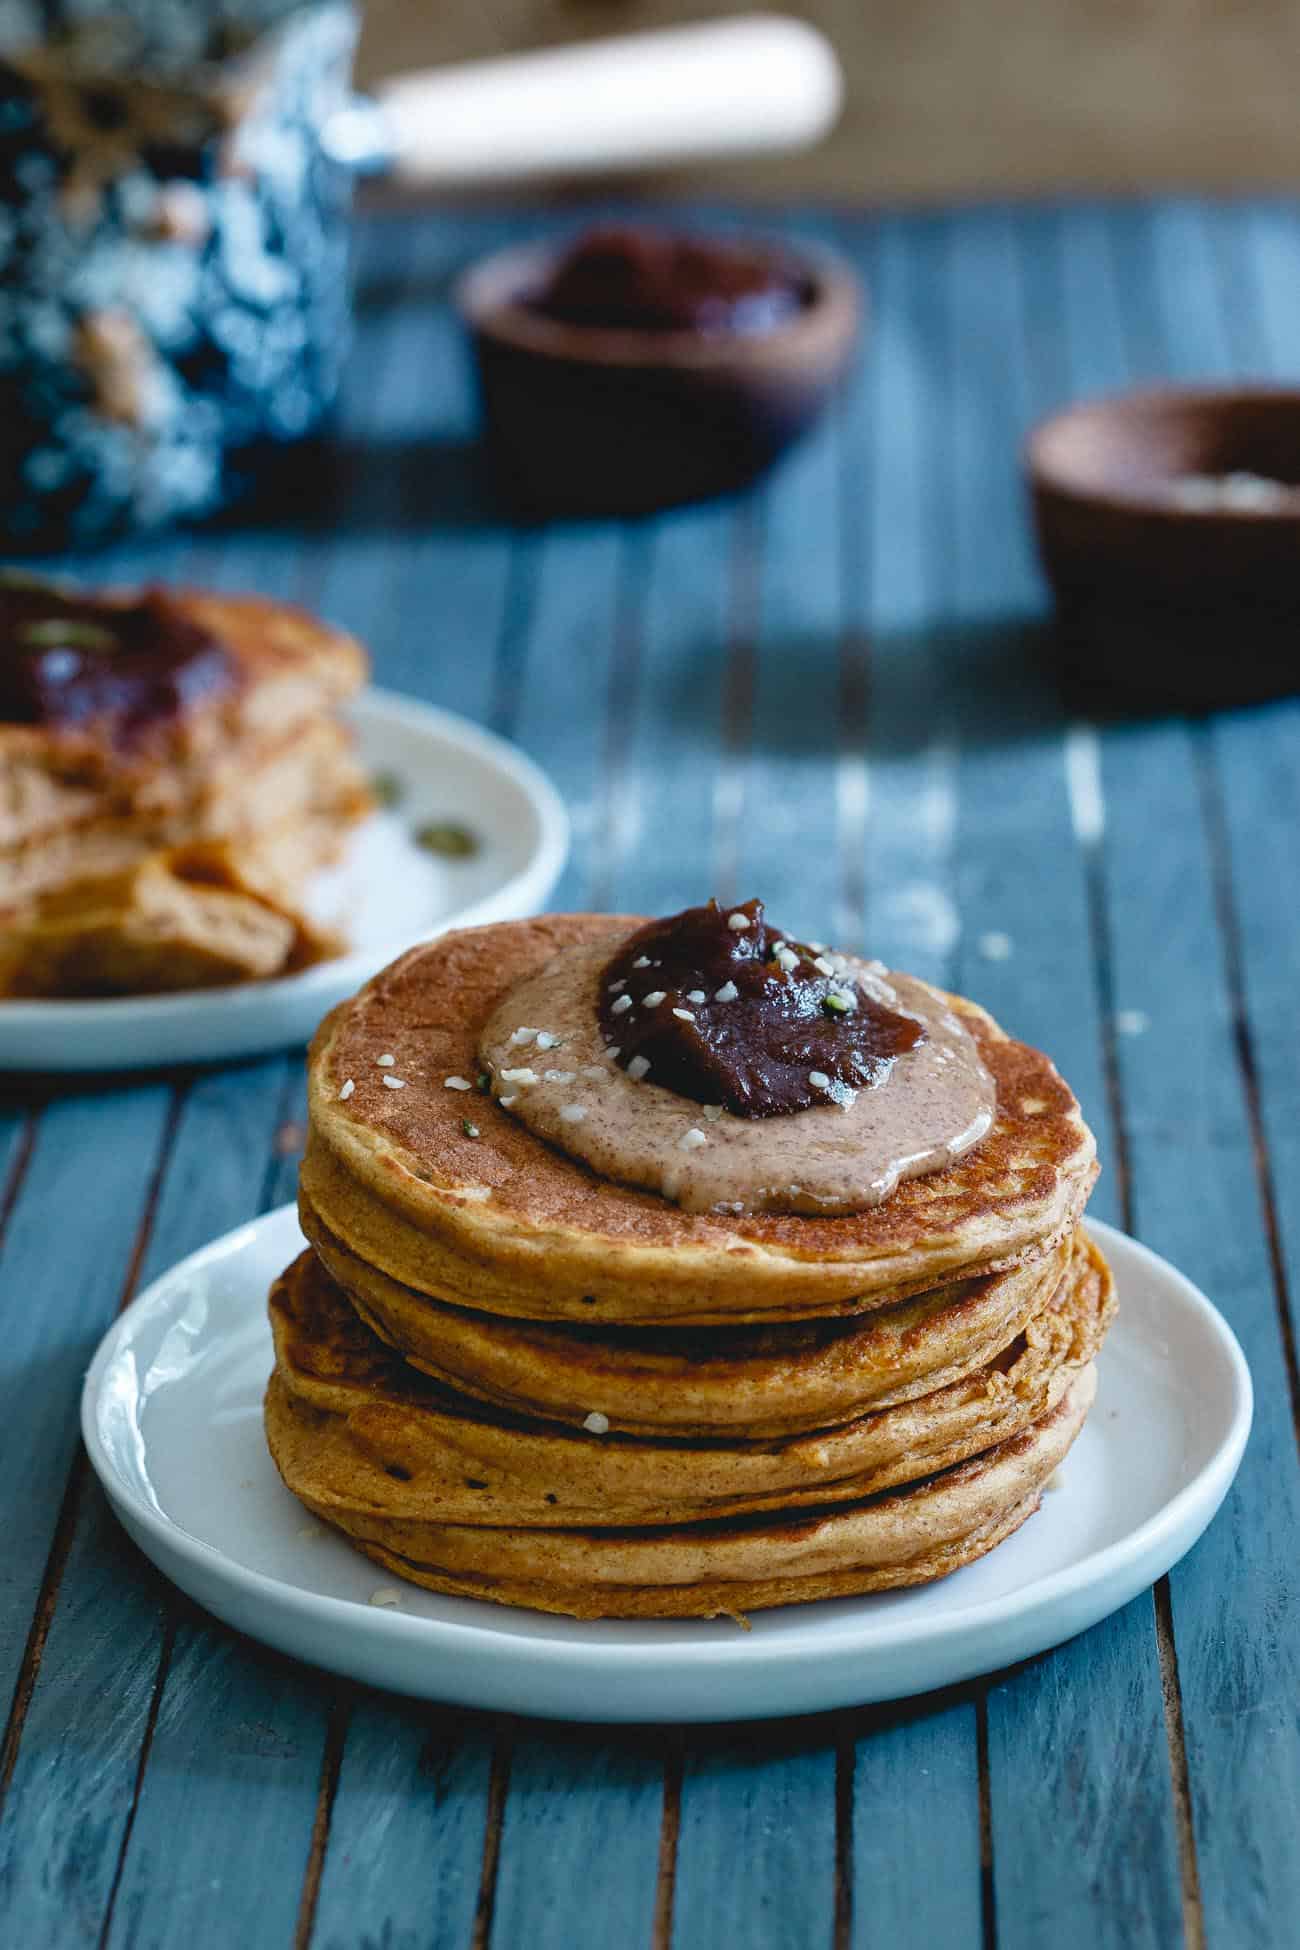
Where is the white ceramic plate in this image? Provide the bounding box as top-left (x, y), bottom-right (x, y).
top-left (0, 689), bottom-right (568, 1072)
top-left (82, 1212), bottom-right (1252, 1723)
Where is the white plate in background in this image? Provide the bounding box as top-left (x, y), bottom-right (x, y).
top-left (0, 689), bottom-right (568, 1071)
top-left (82, 1214), bottom-right (1252, 1723)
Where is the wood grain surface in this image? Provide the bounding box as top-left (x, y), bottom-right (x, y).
top-left (0, 196), bottom-right (1296, 1947)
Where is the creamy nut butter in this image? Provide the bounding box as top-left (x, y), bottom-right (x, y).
top-left (478, 901), bottom-right (995, 1217)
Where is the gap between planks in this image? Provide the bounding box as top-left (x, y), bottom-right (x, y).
top-left (292, 1690), bottom-right (353, 1950)
top-left (975, 1694), bottom-right (998, 1950)
top-left (469, 1720), bottom-right (514, 1950)
top-left (652, 1734), bottom-right (683, 1950)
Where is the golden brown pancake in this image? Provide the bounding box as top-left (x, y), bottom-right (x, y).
top-left (267, 1367), bottom-right (1095, 1618)
top-left (0, 838), bottom-right (344, 995)
top-left (0, 590), bottom-right (371, 907)
top-left (265, 1235), bottom-right (1111, 1530)
top-left (303, 917), bottom-right (1098, 1326)
top-left (303, 1203), bottom-right (1076, 1438)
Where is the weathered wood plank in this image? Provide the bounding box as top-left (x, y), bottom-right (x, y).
top-left (730, 228), bottom-right (851, 939)
top-left (672, 1722), bottom-right (837, 1950)
top-left (844, 1694), bottom-right (981, 1950)
top-left (510, 521), bottom-right (627, 913)
top-left (308, 1702), bottom-right (493, 1950)
top-left (0, 1082), bottom-right (172, 1741)
top-left (609, 505), bottom-right (733, 916)
top-left (490, 1725), bottom-right (665, 1949)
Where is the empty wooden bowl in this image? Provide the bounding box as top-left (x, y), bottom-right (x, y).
top-left (1026, 387), bottom-right (1300, 702)
top-left (455, 231), bottom-right (861, 518)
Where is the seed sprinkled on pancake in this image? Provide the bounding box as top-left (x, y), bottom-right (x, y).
top-left (339, 1078), bottom-right (354, 1100)
top-left (377, 1053), bottom-right (395, 1067)
top-left (583, 1411), bottom-right (610, 1434)
top-left (381, 1075), bottom-right (406, 1090)
top-left (443, 1076), bottom-right (473, 1091)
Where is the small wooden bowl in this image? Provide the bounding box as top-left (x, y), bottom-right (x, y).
top-left (455, 235), bottom-right (861, 518)
top-left (1026, 387), bottom-right (1300, 703)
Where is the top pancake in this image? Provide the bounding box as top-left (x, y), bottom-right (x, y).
top-left (305, 916), bottom-right (1098, 1325)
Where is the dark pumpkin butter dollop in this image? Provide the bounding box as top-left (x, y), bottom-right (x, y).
top-left (532, 227), bottom-right (807, 337)
top-left (598, 897), bottom-right (923, 1116)
top-left (0, 573), bottom-right (236, 744)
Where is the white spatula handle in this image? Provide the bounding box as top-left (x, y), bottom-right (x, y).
top-left (373, 16), bottom-right (842, 188)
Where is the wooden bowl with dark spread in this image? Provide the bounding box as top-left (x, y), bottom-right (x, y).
top-left (1026, 386), bottom-right (1300, 703)
top-left (456, 225), bottom-right (862, 517)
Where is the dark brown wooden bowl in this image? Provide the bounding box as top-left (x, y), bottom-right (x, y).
top-left (1026, 387), bottom-right (1300, 704)
top-left (455, 234), bottom-right (862, 519)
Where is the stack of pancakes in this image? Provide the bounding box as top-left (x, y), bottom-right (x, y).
top-left (0, 586), bottom-right (371, 992)
top-left (268, 915), bottom-right (1112, 1620)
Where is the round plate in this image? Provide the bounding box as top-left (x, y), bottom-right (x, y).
top-left (0, 689), bottom-right (568, 1072)
top-left (82, 1211), bottom-right (1252, 1723)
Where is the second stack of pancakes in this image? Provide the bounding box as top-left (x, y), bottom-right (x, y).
top-left (270, 912), bottom-right (1112, 1619)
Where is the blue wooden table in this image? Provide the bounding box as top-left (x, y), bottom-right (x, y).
top-left (1, 199), bottom-right (1297, 1949)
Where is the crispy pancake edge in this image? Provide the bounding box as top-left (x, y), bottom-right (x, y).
top-left (304, 1208), bottom-right (1077, 1437)
top-left (266, 1236), bottom-right (1112, 1527)
top-left (269, 1368), bottom-right (1095, 1617)
top-left (305, 916), bottom-right (1099, 1320)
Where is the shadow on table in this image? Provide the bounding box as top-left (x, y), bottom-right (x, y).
top-left (674, 611), bottom-right (1296, 757)
top-left (206, 434), bottom-right (509, 539)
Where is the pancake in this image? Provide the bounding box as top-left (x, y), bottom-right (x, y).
top-left (266, 1233), bottom-right (1111, 1529)
top-left (267, 1366), bottom-right (1095, 1618)
top-left (303, 917), bottom-right (1098, 1325)
top-left (303, 1202), bottom-right (1076, 1437)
